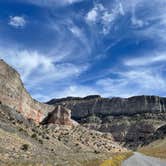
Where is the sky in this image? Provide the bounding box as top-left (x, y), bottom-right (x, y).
top-left (0, 0), bottom-right (166, 101)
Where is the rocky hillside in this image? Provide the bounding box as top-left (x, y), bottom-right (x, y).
top-left (0, 59), bottom-right (127, 165)
top-left (47, 95), bottom-right (166, 148)
top-left (0, 103), bottom-right (126, 165)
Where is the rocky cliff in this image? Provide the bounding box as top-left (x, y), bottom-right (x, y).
top-left (0, 59), bottom-right (74, 125)
top-left (47, 95), bottom-right (166, 148)
top-left (47, 95), bottom-right (166, 119)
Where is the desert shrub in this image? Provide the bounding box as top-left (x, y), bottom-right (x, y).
top-left (94, 150), bottom-right (100, 154)
top-left (38, 139), bottom-right (43, 144)
top-left (21, 144), bottom-right (29, 151)
top-left (87, 115), bottom-right (102, 123)
top-left (31, 133), bottom-right (37, 139)
top-left (104, 116), bottom-right (114, 122)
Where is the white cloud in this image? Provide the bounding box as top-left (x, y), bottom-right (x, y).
top-left (1, 47), bottom-right (166, 100)
top-left (85, 4), bottom-right (105, 23)
top-left (131, 16), bottom-right (145, 28)
top-left (21, 0), bottom-right (83, 7)
top-left (95, 49), bottom-right (166, 97)
top-left (85, 2), bottom-right (125, 34)
top-left (68, 24), bottom-right (92, 53)
top-left (69, 26), bottom-right (82, 38)
top-left (96, 67), bottom-right (166, 97)
top-left (124, 52), bottom-right (166, 66)
top-left (9, 16), bottom-right (26, 28)
top-left (68, 24), bottom-right (86, 42)
top-left (55, 85), bottom-right (99, 98)
top-left (119, 2), bottom-right (125, 16)
top-left (0, 47), bottom-right (88, 90)
top-left (0, 49), bottom-right (55, 81)
top-left (31, 84), bottom-right (98, 101)
top-left (86, 9), bottom-right (98, 22)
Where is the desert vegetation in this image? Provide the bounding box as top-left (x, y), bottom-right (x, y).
top-left (139, 138), bottom-right (166, 159)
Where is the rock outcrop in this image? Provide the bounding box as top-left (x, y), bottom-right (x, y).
top-left (0, 59), bottom-right (74, 125)
top-left (47, 95), bottom-right (166, 148)
top-left (41, 105), bottom-right (77, 126)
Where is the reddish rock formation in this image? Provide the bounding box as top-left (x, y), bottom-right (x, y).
top-left (0, 59), bottom-right (75, 126)
top-left (41, 105), bottom-right (77, 126)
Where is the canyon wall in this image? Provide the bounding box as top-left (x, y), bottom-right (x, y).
top-left (47, 95), bottom-right (166, 148)
top-left (0, 59), bottom-right (55, 123)
top-left (47, 95), bottom-right (166, 119)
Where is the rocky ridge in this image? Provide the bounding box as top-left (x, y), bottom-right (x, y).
top-left (47, 95), bottom-right (166, 148)
top-left (47, 95), bottom-right (166, 118)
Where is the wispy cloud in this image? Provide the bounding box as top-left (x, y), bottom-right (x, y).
top-left (96, 66), bottom-right (166, 97)
top-left (9, 16), bottom-right (26, 28)
top-left (1, 0), bottom-right (166, 101)
top-left (124, 52), bottom-right (166, 66)
top-left (0, 46), bottom-right (89, 98)
top-left (19, 0), bottom-right (83, 7)
top-left (55, 85), bottom-right (99, 98)
top-left (31, 84), bottom-right (98, 101)
top-left (67, 23), bottom-right (91, 53)
top-left (125, 0), bottom-right (166, 41)
top-left (131, 15), bottom-right (146, 28)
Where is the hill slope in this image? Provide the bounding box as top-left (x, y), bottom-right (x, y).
top-left (0, 60), bottom-right (126, 165)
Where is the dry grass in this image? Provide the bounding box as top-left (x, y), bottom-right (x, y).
top-left (0, 163), bottom-right (53, 166)
top-left (139, 138), bottom-right (166, 159)
top-left (100, 152), bottom-right (133, 166)
top-left (82, 152), bottom-right (133, 166)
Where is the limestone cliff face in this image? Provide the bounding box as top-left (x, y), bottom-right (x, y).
top-left (47, 95), bottom-right (166, 119)
top-left (0, 60), bottom-right (74, 125)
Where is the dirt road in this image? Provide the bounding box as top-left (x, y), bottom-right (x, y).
top-left (122, 152), bottom-right (166, 166)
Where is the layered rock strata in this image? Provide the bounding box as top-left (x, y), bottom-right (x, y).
top-left (0, 59), bottom-right (74, 125)
top-left (48, 95), bottom-right (166, 147)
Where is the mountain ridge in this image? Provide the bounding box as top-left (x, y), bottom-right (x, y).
top-left (47, 94), bottom-right (166, 148)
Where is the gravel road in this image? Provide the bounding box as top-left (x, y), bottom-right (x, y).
top-left (122, 152), bottom-right (166, 166)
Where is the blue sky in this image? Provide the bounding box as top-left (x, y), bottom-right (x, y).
top-left (0, 0), bottom-right (166, 101)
